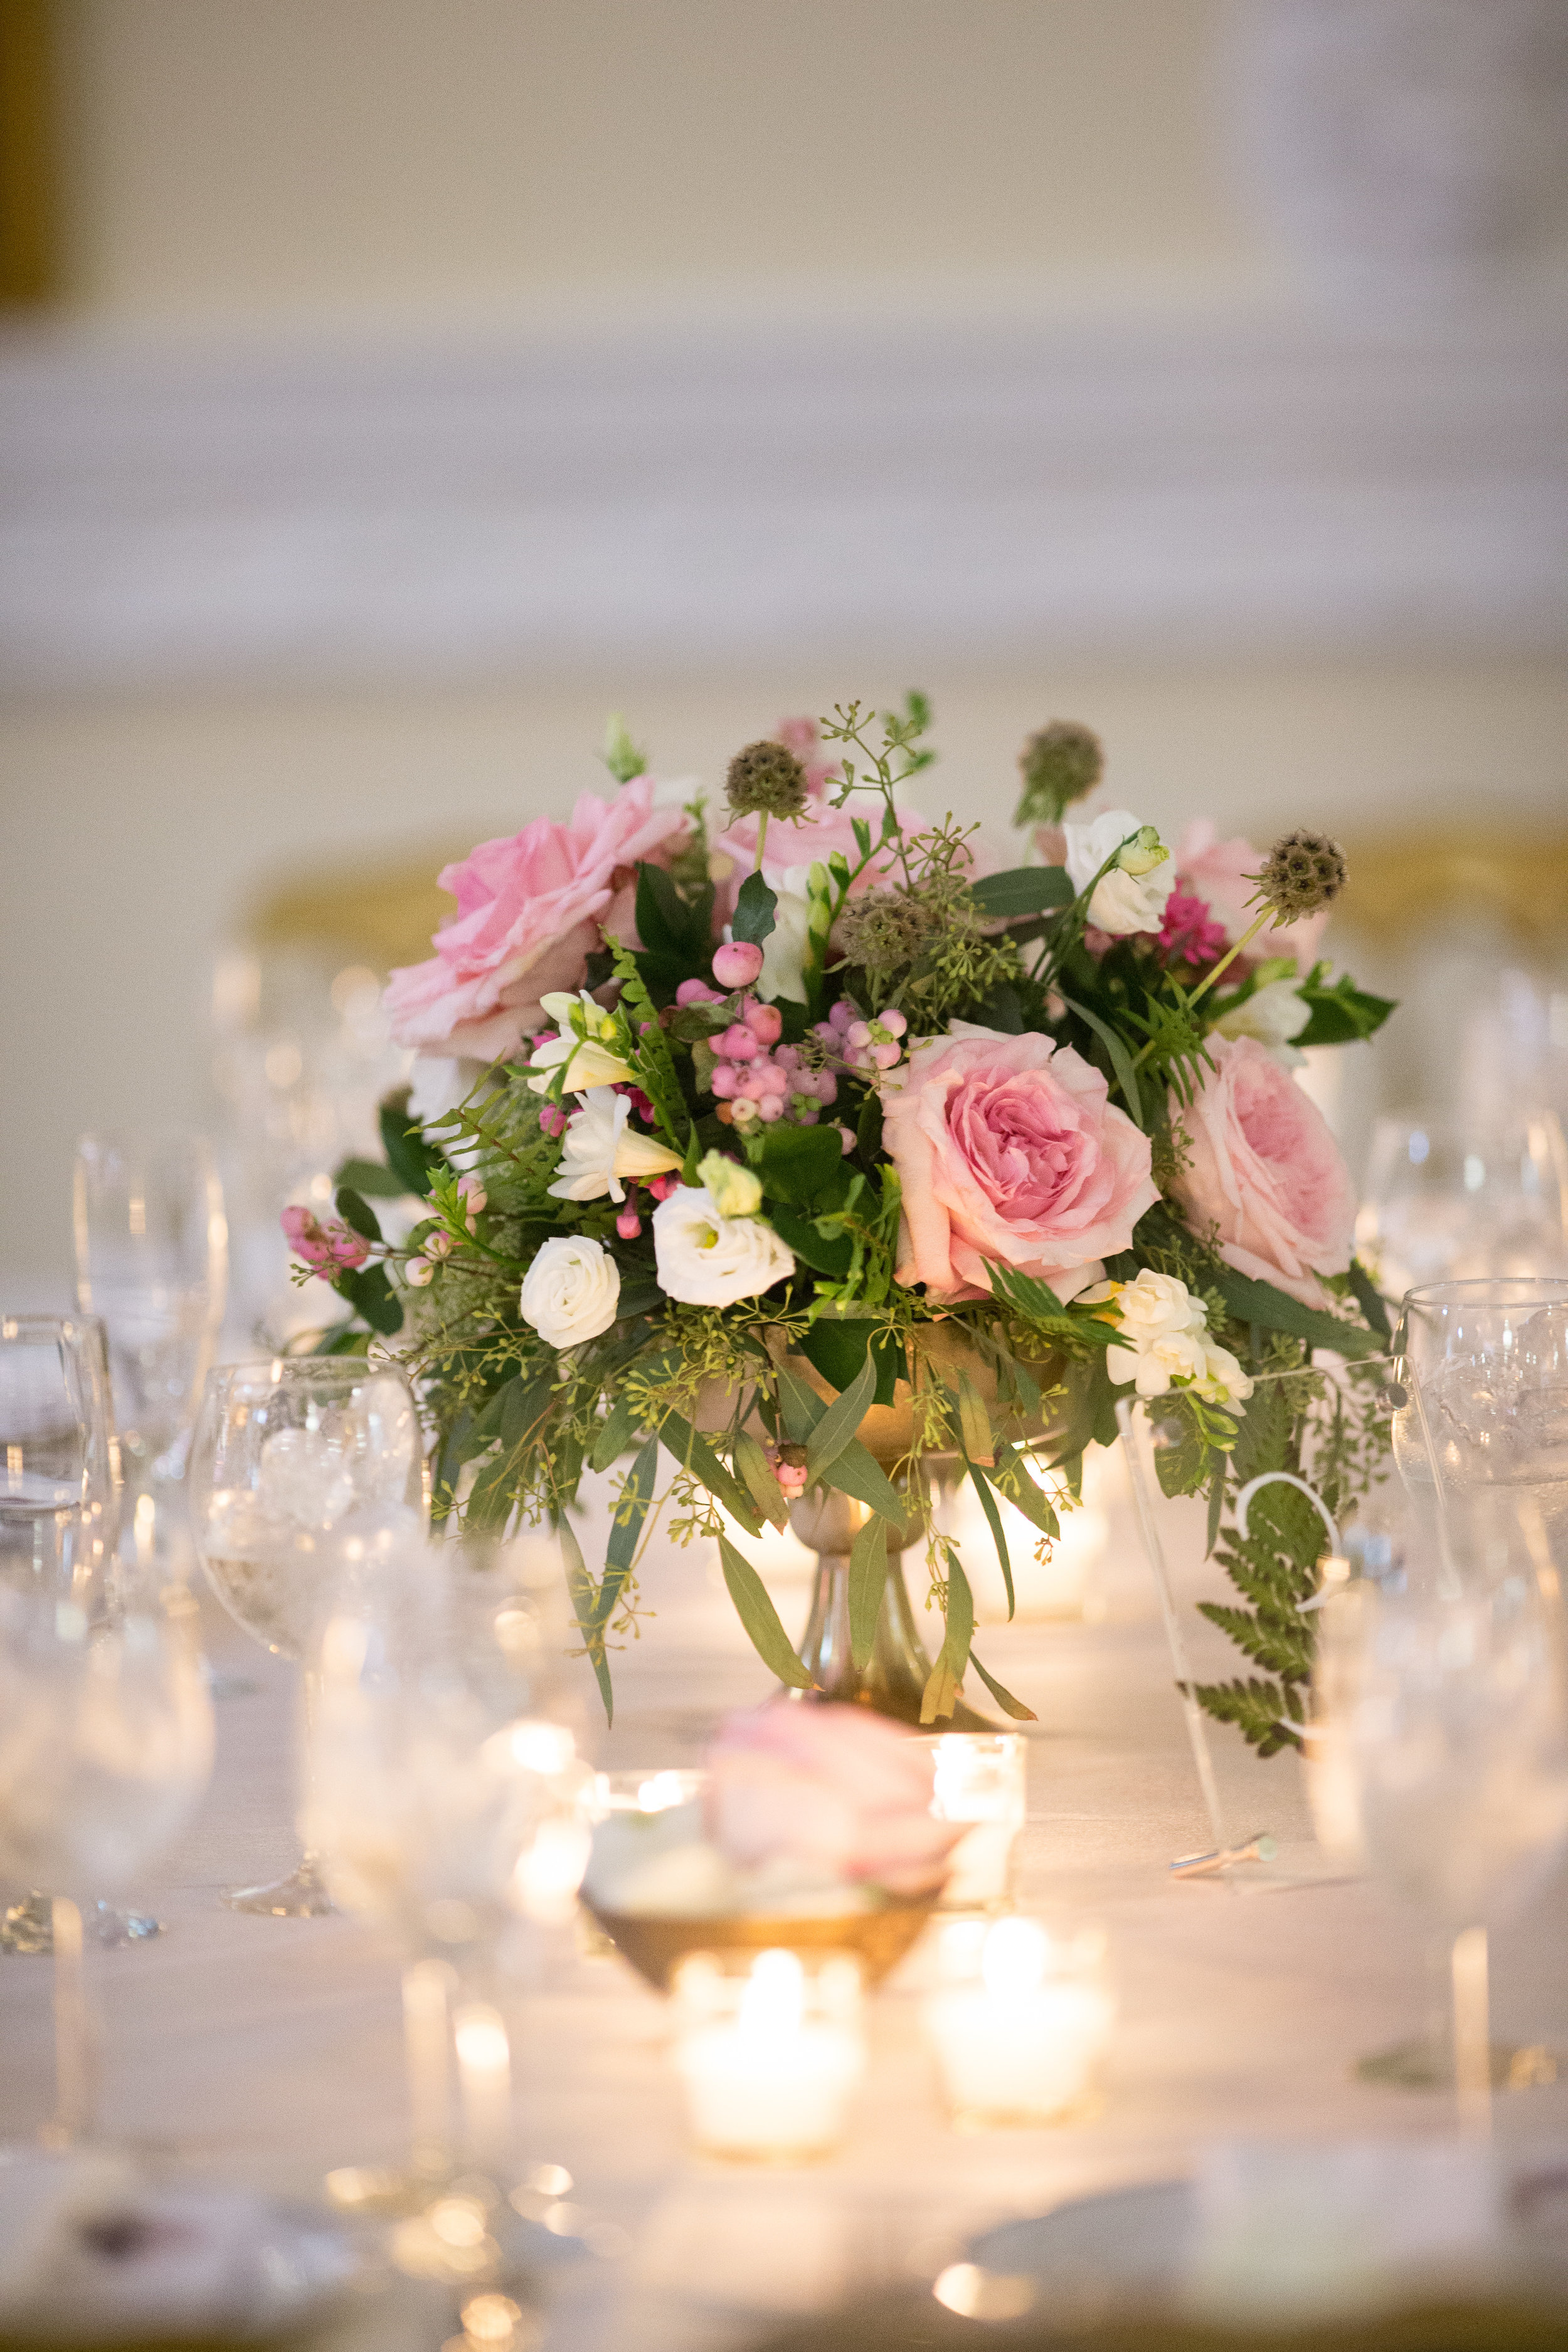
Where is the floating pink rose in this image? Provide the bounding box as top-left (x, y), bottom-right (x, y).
top-left (706, 1702), bottom-right (963, 1899)
top-left (1173, 820), bottom-right (1328, 974)
top-left (1171, 1034), bottom-right (1355, 1308)
top-left (881, 1027), bottom-right (1158, 1303)
top-left (280, 1204), bottom-right (370, 1273)
top-left (383, 779), bottom-right (689, 1067)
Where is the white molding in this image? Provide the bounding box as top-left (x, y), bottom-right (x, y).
top-left (2, 306), bottom-right (1564, 688)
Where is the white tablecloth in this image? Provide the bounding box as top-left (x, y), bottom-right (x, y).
top-left (5, 1485), bottom-right (1568, 2352)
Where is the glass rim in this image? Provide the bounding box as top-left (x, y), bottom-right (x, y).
top-left (1402, 1276), bottom-right (1568, 1309)
top-left (75, 1128), bottom-right (218, 1158)
top-left (0, 1311), bottom-right (108, 1344)
top-left (203, 1354), bottom-right (410, 1388)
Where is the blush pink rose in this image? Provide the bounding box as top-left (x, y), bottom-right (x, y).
top-left (1172, 1034), bottom-right (1355, 1307)
top-left (383, 779), bottom-right (689, 1062)
top-left (706, 1701), bottom-right (963, 1899)
top-left (881, 1027), bottom-right (1158, 1303)
top-left (1173, 820), bottom-right (1328, 975)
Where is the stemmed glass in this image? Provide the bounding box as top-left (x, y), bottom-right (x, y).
top-left (0, 1565), bottom-right (215, 2143)
top-left (74, 1132), bottom-right (228, 1545)
top-left (0, 1313), bottom-right (128, 1955)
top-left (1358, 1114), bottom-right (1568, 1304)
top-left (1314, 1562), bottom-right (1568, 2112)
top-left (187, 1357), bottom-right (425, 1916)
top-left (307, 1527), bottom-right (591, 2212)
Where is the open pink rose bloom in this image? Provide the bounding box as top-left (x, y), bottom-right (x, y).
top-left (383, 778), bottom-right (689, 1064)
top-left (882, 1027), bottom-right (1158, 1303)
top-left (1172, 1034), bottom-right (1356, 1308)
top-left (706, 1702), bottom-right (964, 1899)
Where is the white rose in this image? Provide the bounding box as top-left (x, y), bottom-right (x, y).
top-left (1062, 808), bottom-right (1175, 936)
top-left (652, 1185), bottom-right (796, 1307)
top-left (1213, 978), bottom-right (1310, 1067)
top-left (547, 1089), bottom-right (683, 1204)
top-left (519, 1236), bottom-right (620, 1350)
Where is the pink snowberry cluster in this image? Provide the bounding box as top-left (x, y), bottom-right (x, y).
top-left (767, 1440), bottom-right (810, 1498)
top-left (815, 1000), bottom-right (908, 1073)
top-left (677, 973), bottom-right (840, 1133)
top-left (280, 1204), bottom-right (370, 1273)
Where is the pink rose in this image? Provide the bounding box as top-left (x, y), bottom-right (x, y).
top-left (1173, 820), bottom-right (1328, 975)
top-left (706, 1702), bottom-right (963, 1899)
top-left (383, 779), bottom-right (689, 1064)
top-left (881, 1027), bottom-right (1158, 1303)
top-left (1172, 1034), bottom-right (1355, 1308)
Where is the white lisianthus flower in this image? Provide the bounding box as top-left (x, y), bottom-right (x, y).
top-left (695, 1150), bottom-right (763, 1219)
top-left (754, 869), bottom-right (813, 1005)
top-left (1062, 808), bottom-right (1175, 936)
top-left (652, 1185), bottom-right (795, 1307)
top-left (547, 1089), bottom-right (684, 1204)
top-left (526, 990), bottom-right (635, 1094)
top-left (519, 1236), bottom-right (620, 1350)
top-left (1212, 978), bottom-right (1311, 1068)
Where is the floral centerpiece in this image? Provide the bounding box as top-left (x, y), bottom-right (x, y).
top-left (289, 699), bottom-right (1396, 1754)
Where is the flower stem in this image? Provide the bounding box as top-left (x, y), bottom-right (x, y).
top-left (753, 811), bottom-right (770, 873)
top-left (1130, 905), bottom-right (1274, 1072)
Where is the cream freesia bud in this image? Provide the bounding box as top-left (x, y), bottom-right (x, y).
top-left (1061, 809), bottom-right (1176, 936)
top-left (695, 1152), bottom-right (763, 1218)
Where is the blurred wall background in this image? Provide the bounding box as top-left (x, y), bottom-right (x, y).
top-left (3, 0), bottom-right (1567, 1305)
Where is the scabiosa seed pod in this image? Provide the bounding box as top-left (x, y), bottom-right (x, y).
top-left (832, 888), bottom-right (933, 971)
top-left (1014, 719), bottom-right (1104, 829)
top-left (724, 738), bottom-right (810, 822)
top-left (1252, 828), bottom-right (1348, 925)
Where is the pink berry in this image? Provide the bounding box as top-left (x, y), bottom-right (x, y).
top-left (837, 1126), bottom-right (856, 1153)
top-left (710, 1064), bottom-right (740, 1099)
top-left (871, 1040), bottom-right (902, 1070)
top-left (816, 1072), bottom-right (839, 1104)
top-left (539, 1103), bottom-right (566, 1138)
top-left (795, 1102), bottom-right (820, 1125)
top-left (741, 1068), bottom-right (772, 1100)
top-left (746, 1002), bottom-right (783, 1045)
top-left (758, 1096), bottom-right (785, 1122)
top-left (675, 978), bottom-right (723, 1007)
top-left (719, 1024), bottom-right (758, 1062)
top-left (713, 940), bottom-right (765, 989)
top-left (878, 1007), bottom-right (908, 1037)
top-left (616, 1209), bottom-right (643, 1240)
top-left (828, 1000), bottom-right (854, 1034)
top-left (847, 1021), bottom-right (871, 1049)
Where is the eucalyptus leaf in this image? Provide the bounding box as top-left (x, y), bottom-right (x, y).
top-left (718, 1534), bottom-right (814, 1688)
top-left (847, 1512), bottom-right (887, 1672)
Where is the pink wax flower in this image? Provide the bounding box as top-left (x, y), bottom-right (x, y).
top-left (383, 779), bottom-right (689, 1066)
top-left (1171, 1034), bottom-right (1356, 1309)
top-left (280, 1205), bottom-right (370, 1273)
top-left (1173, 820), bottom-right (1329, 974)
top-left (705, 1701), bottom-right (965, 1899)
top-left (881, 1027), bottom-right (1158, 1303)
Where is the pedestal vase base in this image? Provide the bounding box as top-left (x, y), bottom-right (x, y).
top-left (1355, 2037), bottom-right (1561, 2092)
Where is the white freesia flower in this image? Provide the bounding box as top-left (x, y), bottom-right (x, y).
top-left (519, 1236), bottom-right (620, 1349)
top-left (1089, 1266), bottom-right (1253, 1407)
top-left (652, 1185), bottom-right (796, 1307)
top-left (547, 1089), bottom-right (684, 1204)
top-left (1062, 808), bottom-right (1175, 936)
top-left (696, 1150), bottom-right (763, 1219)
top-left (526, 990), bottom-right (634, 1094)
top-left (1213, 978), bottom-right (1311, 1067)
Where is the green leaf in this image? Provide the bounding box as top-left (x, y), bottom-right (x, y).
top-left (718, 1534), bottom-right (813, 1688)
top-left (334, 1156), bottom-right (410, 1199)
top-left (334, 1185), bottom-right (383, 1243)
top-left (955, 1373), bottom-right (994, 1466)
top-left (605, 1434), bottom-right (660, 1586)
top-left (1154, 1409), bottom-right (1210, 1500)
top-left (856, 1089), bottom-right (883, 1162)
top-left (824, 1438), bottom-right (906, 1524)
top-left (969, 865), bottom-right (1074, 921)
top-left (560, 1516), bottom-right (615, 1724)
top-left (336, 1263), bottom-right (403, 1337)
top-left (734, 1429), bottom-right (789, 1528)
top-left (768, 1209), bottom-right (855, 1280)
top-left (964, 1457), bottom-right (1014, 1618)
top-left (1058, 993), bottom-right (1145, 1130)
top-left (1205, 1458), bottom-right (1227, 1558)
top-left (805, 1353), bottom-right (879, 1486)
top-left (968, 1650), bottom-right (1038, 1722)
top-left (988, 1441), bottom-right (1059, 1540)
top-left (921, 1557), bottom-right (975, 1724)
top-left (732, 870), bottom-right (778, 946)
top-left (379, 1098), bottom-right (443, 1197)
top-left (796, 1316), bottom-right (901, 1404)
top-left (1212, 1268), bottom-right (1382, 1359)
top-left (775, 1359), bottom-right (825, 1445)
top-left (1346, 1257), bottom-right (1392, 1344)
top-left (659, 1411), bottom-right (763, 1535)
top-left (847, 1512), bottom-right (887, 1671)
top-left (757, 1121), bottom-right (845, 1210)
top-left (1293, 969), bottom-right (1397, 1049)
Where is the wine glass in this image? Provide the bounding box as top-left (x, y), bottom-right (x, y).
top-left (1313, 1557), bottom-right (1568, 2111)
top-left (74, 1131), bottom-right (228, 1537)
top-left (0, 1567), bottom-right (214, 2143)
top-left (0, 1313), bottom-right (129, 1955)
top-left (1392, 1277), bottom-right (1568, 1579)
top-left (188, 1357), bottom-right (425, 1916)
top-left (1358, 1113), bottom-right (1568, 1303)
top-left (306, 1526), bottom-right (591, 2207)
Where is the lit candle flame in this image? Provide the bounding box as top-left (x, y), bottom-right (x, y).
top-left (981, 1915), bottom-right (1049, 2003)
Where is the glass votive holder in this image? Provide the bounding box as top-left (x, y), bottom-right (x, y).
top-left (924, 1733), bottom-right (1027, 1910)
top-left (924, 1914), bottom-right (1113, 2129)
top-left (590, 1767), bottom-right (705, 1819)
top-left (672, 1947), bottom-right (865, 2163)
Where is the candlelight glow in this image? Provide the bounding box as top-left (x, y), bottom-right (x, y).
top-left (982, 1915), bottom-right (1050, 2002)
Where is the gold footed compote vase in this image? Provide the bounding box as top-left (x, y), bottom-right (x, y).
top-left (788, 1486), bottom-right (997, 1731)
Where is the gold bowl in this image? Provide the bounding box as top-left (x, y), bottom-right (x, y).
top-left (582, 1894), bottom-right (937, 1991)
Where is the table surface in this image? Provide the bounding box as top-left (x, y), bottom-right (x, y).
top-left (5, 1468), bottom-right (1568, 2352)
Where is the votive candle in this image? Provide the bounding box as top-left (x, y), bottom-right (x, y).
top-left (674, 1949), bottom-right (863, 2161)
top-left (924, 1917), bottom-right (1113, 2127)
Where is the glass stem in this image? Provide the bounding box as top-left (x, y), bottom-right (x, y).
top-left (403, 1957), bottom-right (458, 2185)
top-left (1452, 1924), bottom-right (1492, 2131)
top-left (45, 1897), bottom-right (96, 2148)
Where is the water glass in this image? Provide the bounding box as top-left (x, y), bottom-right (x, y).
top-left (74, 1132), bottom-right (228, 1501)
top-left (0, 1315), bottom-right (117, 1592)
top-left (1358, 1113), bottom-right (1568, 1303)
top-left (188, 1356), bottom-right (425, 1915)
